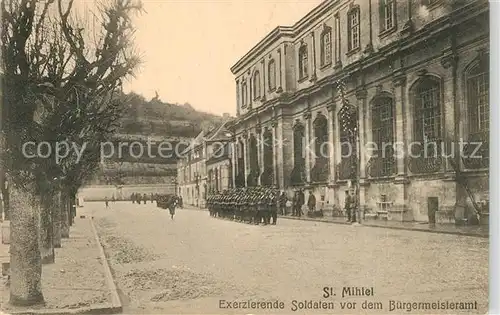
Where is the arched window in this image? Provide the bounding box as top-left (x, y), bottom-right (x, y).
top-left (298, 44), bottom-right (308, 79)
top-left (467, 57), bottom-right (489, 138)
top-left (268, 59), bottom-right (276, 91)
top-left (412, 76), bottom-right (442, 157)
top-left (247, 134), bottom-right (259, 186)
top-left (347, 6), bottom-right (360, 51)
top-left (261, 129), bottom-right (274, 186)
top-left (291, 122), bottom-right (306, 185)
top-left (320, 27), bottom-right (332, 67)
top-left (253, 71), bottom-right (261, 99)
top-left (311, 114), bottom-right (329, 182)
top-left (236, 139), bottom-right (245, 187)
top-left (370, 95), bottom-right (395, 177)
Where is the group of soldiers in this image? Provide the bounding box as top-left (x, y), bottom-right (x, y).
top-left (207, 187), bottom-right (279, 225)
top-left (131, 192), bottom-right (155, 204)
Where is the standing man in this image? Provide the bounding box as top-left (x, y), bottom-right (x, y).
top-left (270, 189), bottom-right (278, 225)
top-left (297, 188), bottom-right (305, 218)
top-left (104, 197), bottom-right (109, 208)
top-left (278, 191), bottom-right (287, 216)
top-left (344, 190), bottom-right (352, 222)
top-left (307, 191), bottom-right (316, 214)
top-left (143, 193), bottom-right (147, 204)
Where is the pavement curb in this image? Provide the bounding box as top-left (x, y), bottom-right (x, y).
top-left (89, 217), bottom-right (123, 314)
top-left (3, 218), bottom-right (123, 315)
top-left (279, 215), bottom-right (489, 238)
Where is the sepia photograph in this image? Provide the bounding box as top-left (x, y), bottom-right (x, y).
top-left (0, 0), bottom-right (495, 314)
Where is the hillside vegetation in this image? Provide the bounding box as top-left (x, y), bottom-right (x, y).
top-left (117, 92), bottom-right (226, 137)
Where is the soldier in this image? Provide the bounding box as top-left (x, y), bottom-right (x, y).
top-left (297, 188), bottom-right (305, 217)
top-left (307, 191), bottom-right (316, 214)
top-left (279, 191), bottom-right (287, 215)
top-left (270, 189), bottom-right (278, 225)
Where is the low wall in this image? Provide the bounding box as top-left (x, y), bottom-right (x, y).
top-left (78, 184), bottom-right (175, 201)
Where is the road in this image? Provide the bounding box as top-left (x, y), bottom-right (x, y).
top-left (89, 201), bottom-right (489, 314)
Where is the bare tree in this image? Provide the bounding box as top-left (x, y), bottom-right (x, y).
top-left (1, 0), bottom-right (142, 305)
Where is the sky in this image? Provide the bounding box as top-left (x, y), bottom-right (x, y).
top-left (117, 0), bottom-right (322, 116)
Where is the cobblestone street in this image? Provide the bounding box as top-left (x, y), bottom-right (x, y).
top-left (91, 202), bottom-right (489, 314)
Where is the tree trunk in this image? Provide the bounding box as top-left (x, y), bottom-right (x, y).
top-left (9, 185), bottom-right (44, 306)
top-left (61, 192), bottom-right (70, 238)
top-left (53, 191), bottom-right (62, 248)
top-left (2, 183), bottom-right (10, 220)
top-left (39, 193), bottom-right (54, 264)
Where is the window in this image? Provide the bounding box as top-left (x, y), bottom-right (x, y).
top-left (320, 28), bottom-right (332, 67)
top-left (268, 59), bottom-right (276, 90)
top-left (371, 96), bottom-right (395, 177)
top-left (241, 81), bottom-right (247, 106)
top-left (253, 71), bottom-right (261, 99)
top-left (298, 44), bottom-right (308, 79)
top-left (413, 77), bottom-right (441, 157)
top-left (380, 0), bottom-right (395, 32)
top-left (347, 7), bottom-right (360, 51)
top-left (467, 59), bottom-right (489, 137)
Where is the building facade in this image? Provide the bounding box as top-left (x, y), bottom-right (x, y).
top-left (178, 132), bottom-right (207, 208)
top-left (205, 122), bottom-right (233, 194)
top-left (228, 0), bottom-right (489, 223)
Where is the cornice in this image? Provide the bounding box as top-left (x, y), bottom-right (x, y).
top-left (230, 4), bottom-right (488, 129)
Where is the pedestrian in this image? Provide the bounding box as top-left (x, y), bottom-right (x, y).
top-left (151, 193), bottom-right (154, 203)
top-left (270, 189), bottom-right (278, 225)
top-left (131, 193), bottom-right (135, 204)
top-left (168, 196), bottom-right (177, 220)
top-left (143, 193), bottom-right (147, 204)
top-left (136, 193), bottom-right (142, 205)
top-left (344, 190), bottom-right (352, 222)
top-left (279, 191), bottom-right (287, 215)
top-left (105, 196), bottom-right (109, 208)
top-left (297, 188), bottom-right (305, 217)
top-left (307, 191), bottom-right (316, 214)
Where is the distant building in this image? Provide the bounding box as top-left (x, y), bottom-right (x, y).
top-left (227, 0), bottom-right (489, 223)
top-left (177, 120), bottom-right (233, 207)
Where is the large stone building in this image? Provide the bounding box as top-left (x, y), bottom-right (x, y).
top-left (227, 0), bottom-right (489, 223)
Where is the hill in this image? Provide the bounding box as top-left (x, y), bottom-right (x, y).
top-left (117, 92), bottom-right (226, 138)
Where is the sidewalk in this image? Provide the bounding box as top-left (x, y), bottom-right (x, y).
top-left (182, 206), bottom-right (488, 238)
top-left (279, 214), bottom-right (489, 238)
top-left (0, 209), bottom-right (121, 314)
